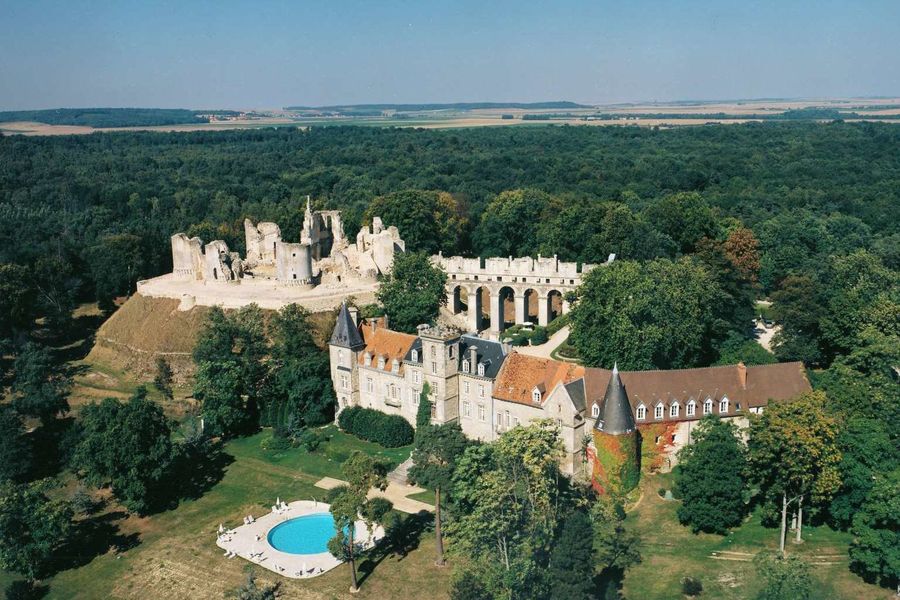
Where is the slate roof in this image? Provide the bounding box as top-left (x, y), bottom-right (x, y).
top-left (584, 362), bottom-right (810, 422)
top-left (564, 379), bottom-right (587, 413)
top-left (594, 365), bottom-right (637, 435)
top-left (493, 352), bottom-right (584, 406)
top-left (330, 303), bottom-right (364, 349)
top-left (458, 334), bottom-right (507, 379)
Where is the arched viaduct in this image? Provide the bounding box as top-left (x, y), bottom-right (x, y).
top-left (432, 253), bottom-right (599, 335)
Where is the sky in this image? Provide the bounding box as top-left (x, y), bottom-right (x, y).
top-left (2, 0), bottom-right (899, 110)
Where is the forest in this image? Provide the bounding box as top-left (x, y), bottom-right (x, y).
top-left (0, 108), bottom-right (224, 128)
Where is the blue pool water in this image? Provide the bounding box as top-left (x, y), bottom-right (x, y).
top-left (267, 513), bottom-right (339, 555)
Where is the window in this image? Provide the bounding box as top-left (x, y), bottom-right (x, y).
top-left (366, 377), bottom-right (374, 393)
top-left (532, 388), bottom-right (542, 403)
top-left (464, 380), bottom-right (470, 395)
top-left (477, 363), bottom-right (485, 376)
top-left (462, 359), bottom-right (470, 373)
top-left (704, 399), bottom-right (713, 415)
top-left (378, 356), bottom-right (385, 369)
top-left (449, 346), bottom-right (455, 359)
top-left (391, 385), bottom-right (398, 399)
top-left (478, 405), bottom-right (485, 421)
top-left (463, 401), bottom-right (471, 417)
top-left (431, 362), bottom-right (437, 375)
top-left (636, 405), bottom-right (646, 420)
top-left (592, 404), bottom-right (600, 418)
top-left (414, 392), bottom-right (419, 406)
top-left (479, 384), bottom-right (485, 398)
top-left (514, 417), bottom-right (520, 427)
top-left (383, 383), bottom-right (390, 398)
top-left (670, 402), bottom-right (679, 418)
top-left (340, 374), bottom-right (348, 390)
top-left (719, 398), bottom-right (729, 413)
top-left (505, 411), bottom-right (510, 426)
top-left (413, 371), bottom-right (421, 384)
top-left (431, 403), bottom-right (436, 418)
top-left (408, 388), bottom-right (414, 403)
top-left (496, 413), bottom-right (502, 425)
top-left (686, 401), bottom-right (696, 417)
top-left (654, 404), bottom-right (663, 420)
top-left (411, 349), bottom-right (418, 362)
top-left (430, 346), bottom-right (436, 358)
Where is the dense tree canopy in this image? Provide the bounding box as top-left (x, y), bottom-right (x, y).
top-left (366, 190), bottom-right (468, 254)
top-left (376, 251), bottom-right (447, 333)
top-left (11, 343), bottom-right (70, 424)
top-left (0, 480), bottom-right (73, 581)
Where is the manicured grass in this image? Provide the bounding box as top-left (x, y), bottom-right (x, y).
top-left (408, 490), bottom-right (436, 505)
top-left (1, 427), bottom-right (443, 599)
top-left (621, 472), bottom-right (892, 600)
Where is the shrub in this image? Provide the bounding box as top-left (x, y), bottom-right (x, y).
top-left (509, 333), bottom-right (530, 346)
top-left (298, 429), bottom-right (326, 452)
top-left (546, 313), bottom-right (569, 336)
top-left (530, 326), bottom-right (549, 345)
top-left (658, 487), bottom-right (667, 498)
top-left (337, 406), bottom-right (414, 448)
top-left (682, 576), bottom-right (703, 596)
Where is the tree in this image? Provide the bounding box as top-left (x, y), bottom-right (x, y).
top-left (714, 331), bottom-right (777, 366)
top-left (226, 568), bottom-right (279, 600)
top-left (753, 552), bottom-right (812, 600)
top-left (848, 468), bottom-right (900, 592)
top-left (569, 258), bottom-right (722, 370)
top-left (409, 422), bottom-right (469, 565)
top-left (153, 357), bottom-right (174, 401)
top-left (366, 190), bottom-right (468, 254)
top-left (747, 392), bottom-right (842, 551)
top-left (675, 416), bottom-right (748, 534)
top-left (694, 236), bottom-right (757, 337)
top-left (0, 408), bottom-right (31, 483)
top-left (375, 252), bottom-right (447, 333)
top-left (266, 304), bottom-right (335, 428)
top-left (723, 226), bottom-right (761, 283)
top-left (415, 382), bottom-right (432, 429)
top-left (547, 510), bottom-right (596, 600)
top-left (770, 274), bottom-right (826, 365)
top-left (11, 342), bottom-right (70, 424)
top-left (0, 263), bottom-right (37, 341)
top-left (327, 451), bottom-right (389, 592)
top-left (84, 233), bottom-right (147, 310)
top-left (643, 192), bottom-right (718, 254)
top-left (69, 388), bottom-right (175, 514)
top-left (0, 480), bottom-right (72, 581)
top-left (474, 189), bottom-right (558, 257)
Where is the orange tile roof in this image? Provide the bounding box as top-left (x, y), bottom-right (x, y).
top-left (358, 320), bottom-right (417, 374)
top-left (493, 352), bottom-right (585, 406)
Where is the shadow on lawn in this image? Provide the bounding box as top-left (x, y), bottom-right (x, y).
top-left (356, 510), bottom-right (432, 587)
top-left (49, 509), bottom-right (140, 576)
top-left (150, 440), bottom-right (234, 513)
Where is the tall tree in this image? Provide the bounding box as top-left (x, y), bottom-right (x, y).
top-left (848, 468), bottom-right (900, 593)
top-left (0, 407), bottom-right (32, 483)
top-left (153, 357), bottom-right (174, 401)
top-left (0, 480), bottom-right (73, 582)
top-left (366, 190), bottom-right (468, 254)
top-left (327, 451), bottom-right (389, 593)
top-left (69, 388), bottom-right (175, 514)
top-left (675, 416), bottom-right (749, 534)
top-left (547, 510), bottom-right (597, 600)
top-left (747, 392), bottom-right (842, 551)
top-left (643, 192), bottom-right (719, 254)
top-left (409, 422), bottom-right (470, 566)
top-left (474, 189), bottom-right (558, 257)
top-left (0, 263), bottom-right (38, 341)
top-left (415, 382), bottom-right (432, 429)
top-left (11, 342), bottom-right (70, 424)
top-left (723, 226), bottom-right (761, 284)
top-left (84, 233), bottom-right (147, 310)
top-left (753, 552), bottom-right (812, 600)
top-left (376, 252), bottom-right (447, 333)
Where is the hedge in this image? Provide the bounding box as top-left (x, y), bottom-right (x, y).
top-left (337, 406), bottom-right (414, 448)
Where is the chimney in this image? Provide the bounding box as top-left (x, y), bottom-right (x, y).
top-left (382, 314), bottom-right (389, 330)
top-left (737, 362), bottom-right (747, 389)
top-left (469, 345), bottom-right (478, 371)
top-left (348, 305), bottom-right (359, 327)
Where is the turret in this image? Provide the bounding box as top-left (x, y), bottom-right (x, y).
top-left (329, 303), bottom-right (366, 418)
top-left (592, 364), bottom-right (640, 495)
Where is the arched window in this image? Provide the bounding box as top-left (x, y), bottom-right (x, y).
top-left (532, 388), bottom-right (541, 403)
top-left (686, 400), bottom-right (696, 417)
top-left (591, 404), bottom-right (600, 418)
top-left (636, 405), bottom-right (646, 420)
top-left (654, 404), bottom-right (664, 420)
top-left (477, 363), bottom-right (485, 376)
top-left (719, 397), bottom-right (729, 413)
top-left (703, 399), bottom-right (713, 415)
top-left (338, 350), bottom-right (344, 365)
top-left (670, 402), bottom-right (680, 418)
top-left (462, 359), bottom-right (470, 373)
top-left (411, 349), bottom-right (418, 362)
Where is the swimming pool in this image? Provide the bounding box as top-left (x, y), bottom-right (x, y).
top-left (267, 513), bottom-right (339, 555)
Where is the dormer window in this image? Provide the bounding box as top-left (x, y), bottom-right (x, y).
top-left (704, 398), bottom-right (713, 415)
top-left (462, 359), bottom-right (470, 373)
top-left (670, 402), bottom-right (680, 418)
top-left (591, 404), bottom-right (600, 418)
top-left (636, 404), bottom-right (646, 420)
top-left (392, 358), bottom-right (400, 373)
top-left (654, 404), bottom-right (664, 420)
top-left (719, 397), bottom-right (729, 413)
top-left (477, 363), bottom-right (485, 376)
top-left (365, 352), bottom-right (372, 366)
top-left (531, 387), bottom-right (541, 403)
top-left (686, 400), bottom-right (696, 417)
top-left (411, 349), bottom-right (418, 362)
top-left (378, 356), bottom-right (385, 369)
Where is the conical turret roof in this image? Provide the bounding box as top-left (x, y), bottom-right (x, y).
top-left (594, 363), bottom-right (636, 435)
top-left (330, 303), bottom-right (364, 349)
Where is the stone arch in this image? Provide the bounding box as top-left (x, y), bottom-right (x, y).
top-left (547, 289), bottom-right (564, 323)
top-left (449, 284), bottom-right (469, 314)
top-left (523, 288), bottom-right (539, 324)
top-left (468, 285), bottom-right (488, 332)
top-left (498, 286), bottom-right (515, 332)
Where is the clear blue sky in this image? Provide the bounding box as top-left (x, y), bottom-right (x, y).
top-left (2, 0), bottom-right (899, 110)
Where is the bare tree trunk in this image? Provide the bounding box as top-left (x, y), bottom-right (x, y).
top-left (349, 529), bottom-right (358, 592)
top-left (779, 493), bottom-right (788, 554)
top-left (435, 487), bottom-right (445, 566)
top-left (795, 496), bottom-right (803, 543)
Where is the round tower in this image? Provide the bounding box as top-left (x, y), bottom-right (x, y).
top-left (592, 364), bottom-right (640, 495)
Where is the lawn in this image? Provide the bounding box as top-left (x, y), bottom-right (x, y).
top-left (621, 472), bottom-right (892, 600)
top-left (2, 427), bottom-right (451, 600)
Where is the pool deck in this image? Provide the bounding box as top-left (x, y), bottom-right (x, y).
top-left (215, 500), bottom-right (384, 579)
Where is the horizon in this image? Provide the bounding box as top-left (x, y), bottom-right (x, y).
top-left (3, 0), bottom-right (900, 111)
